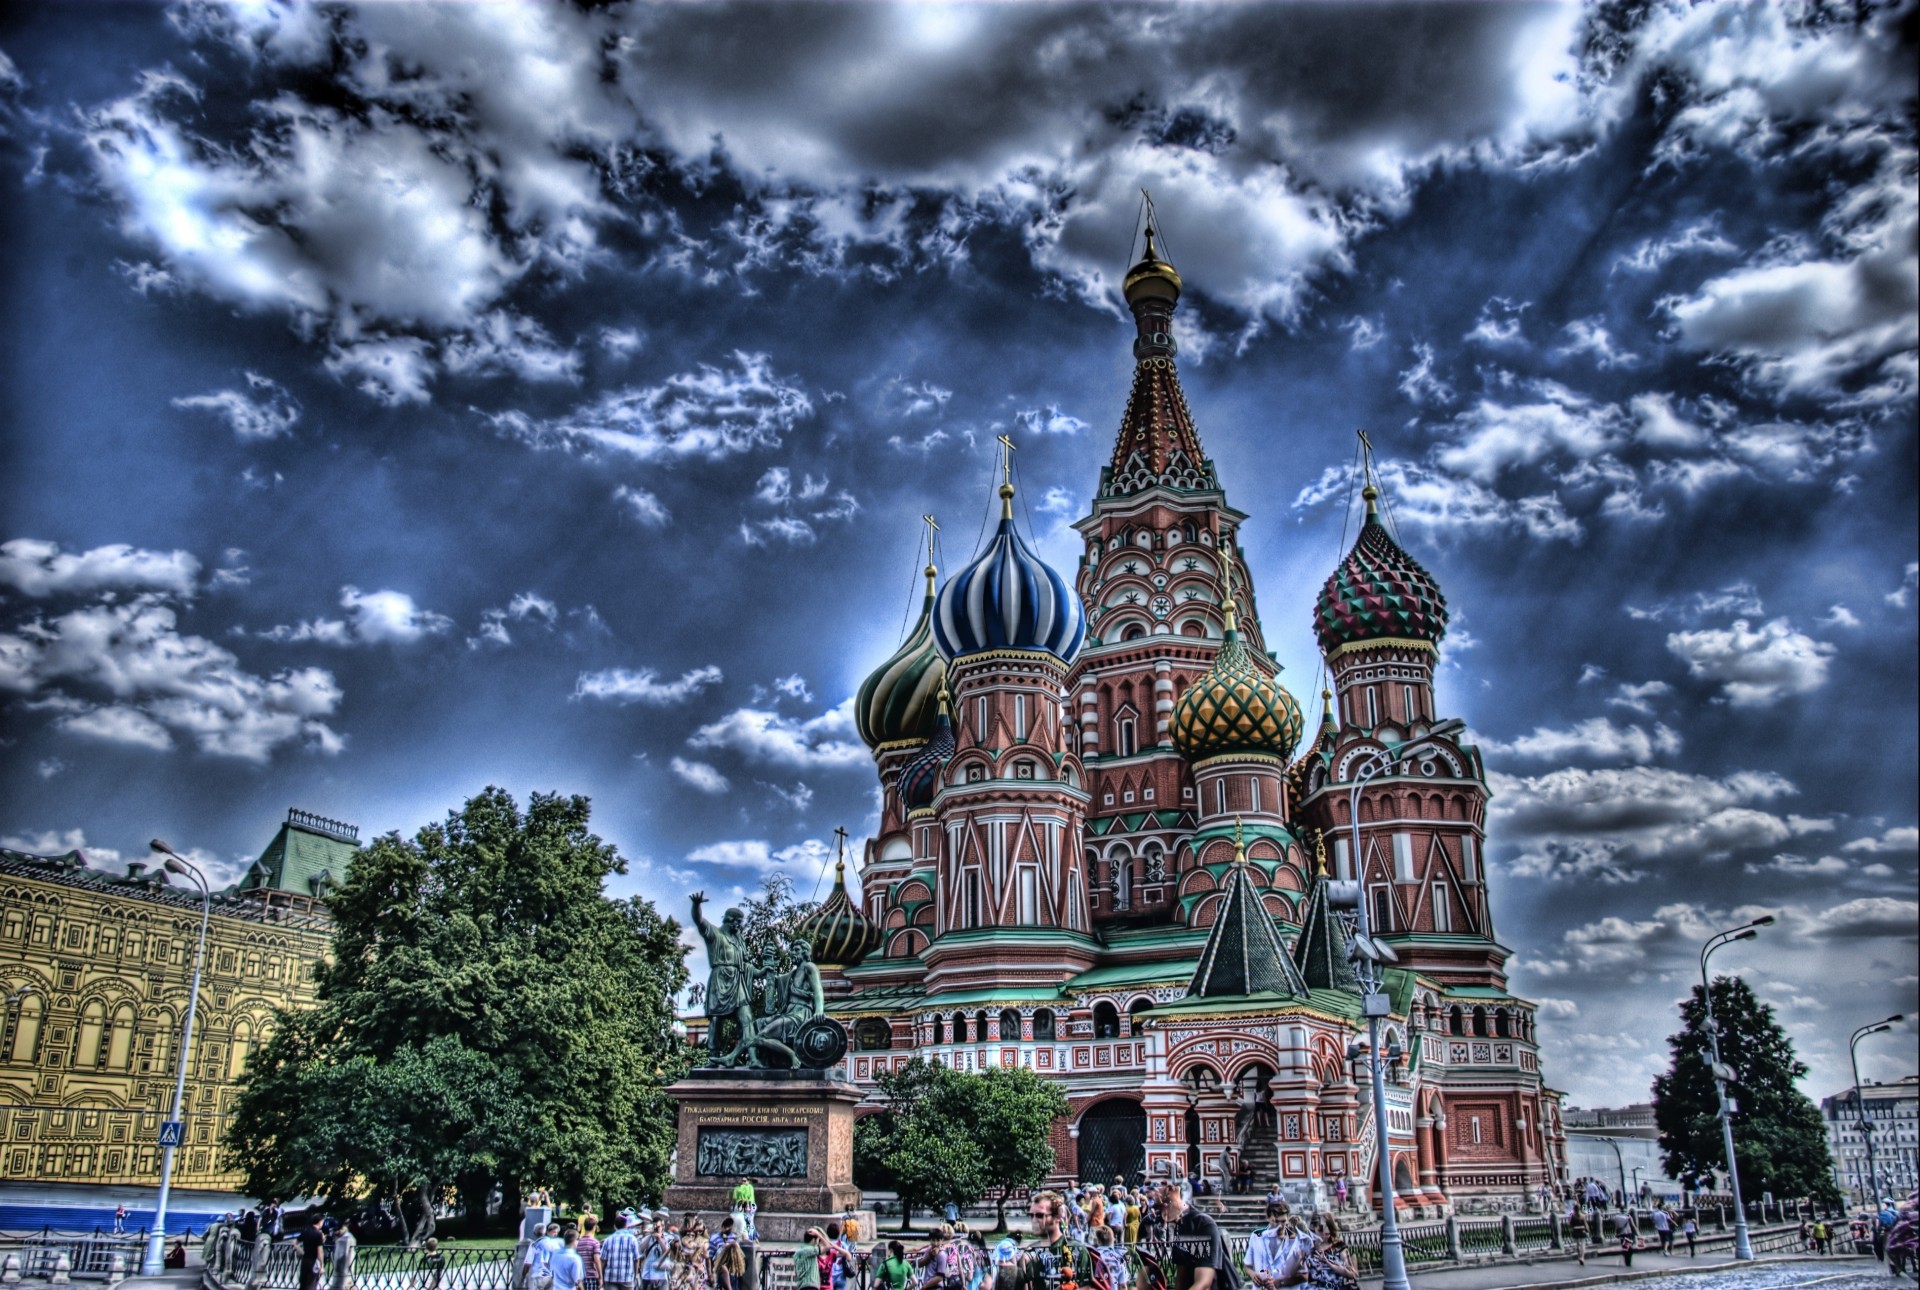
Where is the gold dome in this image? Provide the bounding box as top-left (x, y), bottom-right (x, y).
top-left (1123, 226), bottom-right (1182, 306)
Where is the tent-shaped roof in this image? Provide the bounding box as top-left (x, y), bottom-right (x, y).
top-left (1187, 841), bottom-right (1309, 1000)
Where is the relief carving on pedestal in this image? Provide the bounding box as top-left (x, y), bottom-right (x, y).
top-left (695, 1127), bottom-right (809, 1178)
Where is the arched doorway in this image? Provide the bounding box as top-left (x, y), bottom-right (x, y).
top-left (1394, 1156), bottom-right (1417, 1194)
top-left (1077, 1098), bottom-right (1147, 1187)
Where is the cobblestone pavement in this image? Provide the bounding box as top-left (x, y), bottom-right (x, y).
top-left (1596, 1262), bottom-right (1908, 1289)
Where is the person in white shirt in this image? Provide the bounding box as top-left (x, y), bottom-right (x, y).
top-left (524, 1224), bottom-right (564, 1290)
top-left (1245, 1204), bottom-right (1311, 1288)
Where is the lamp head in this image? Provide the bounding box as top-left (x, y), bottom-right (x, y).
top-left (162, 856), bottom-right (191, 876)
top-left (1749, 915), bottom-right (1775, 927)
top-left (1886, 1014), bottom-right (1905, 1024)
top-left (149, 839), bottom-right (174, 856)
top-left (1734, 929), bottom-right (1757, 942)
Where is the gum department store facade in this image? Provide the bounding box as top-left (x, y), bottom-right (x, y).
top-left (0, 812), bottom-right (343, 1214)
top-left (798, 232), bottom-right (1569, 1212)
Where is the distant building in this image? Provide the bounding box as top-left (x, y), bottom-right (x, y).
top-left (1565, 1103), bottom-right (1656, 1130)
top-left (1821, 1075), bottom-right (1920, 1204)
top-left (0, 809), bottom-right (348, 1229)
top-left (1561, 1104), bottom-right (1680, 1201)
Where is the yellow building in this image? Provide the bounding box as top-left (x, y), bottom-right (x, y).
top-left (0, 809), bottom-right (348, 1224)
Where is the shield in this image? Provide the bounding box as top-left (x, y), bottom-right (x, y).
top-left (794, 1016), bottom-right (848, 1068)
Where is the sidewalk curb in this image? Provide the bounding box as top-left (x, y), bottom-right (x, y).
top-left (1363, 1252), bottom-right (1875, 1289)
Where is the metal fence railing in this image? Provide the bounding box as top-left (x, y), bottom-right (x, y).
top-left (0, 1232), bottom-right (144, 1282)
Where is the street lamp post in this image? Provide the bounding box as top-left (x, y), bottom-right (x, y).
top-left (141, 841), bottom-right (213, 1276)
top-left (1848, 1015), bottom-right (1904, 1205)
top-left (1699, 915), bottom-right (1774, 1262)
top-left (1591, 1134), bottom-right (1627, 1204)
top-left (1344, 718), bottom-right (1466, 1290)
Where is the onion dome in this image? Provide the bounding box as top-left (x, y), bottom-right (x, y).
top-left (899, 689), bottom-right (956, 813)
top-left (794, 847), bottom-right (882, 970)
top-left (933, 481), bottom-right (1085, 665)
top-left (1313, 485), bottom-right (1449, 655)
top-left (856, 562), bottom-right (949, 750)
top-left (1171, 585), bottom-right (1303, 762)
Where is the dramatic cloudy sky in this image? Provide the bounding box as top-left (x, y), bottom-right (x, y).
top-left (2, 2), bottom-right (1915, 1109)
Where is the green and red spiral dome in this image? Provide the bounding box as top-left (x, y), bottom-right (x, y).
top-left (1313, 487), bottom-right (1449, 655)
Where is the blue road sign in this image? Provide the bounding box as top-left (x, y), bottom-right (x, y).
top-left (158, 1120), bottom-right (184, 1147)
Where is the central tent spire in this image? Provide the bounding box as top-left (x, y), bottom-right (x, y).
top-left (1105, 195), bottom-right (1215, 498)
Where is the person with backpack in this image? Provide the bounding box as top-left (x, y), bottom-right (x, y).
top-left (711, 1219), bottom-right (746, 1290)
top-left (876, 1242), bottom-right (914, 1290)
top-left (1300, 1215), bottom-right (1358, 1290)
top-left (1566, 1201), bottom-right (1589, 1266)
top-left (526, 1223), bottom-right (564, 1290)
top-left (796, 1230), bottom-right (825, 1290)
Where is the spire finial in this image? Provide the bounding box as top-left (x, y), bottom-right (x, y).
top-left (1358, 428), bottom-right (1381, 518)
top-left (1321, 687), bottom-right (1336, 728)
top-left (1313, 832), bottom-right (1328, 877)
top-left (995, 433), bottom-right (1017, 519)
top-left (1221, 554), bottom-right (1240, 636)
top-left (922, 513), bottom-right (940, 592)
top-left (1233, 814), bottom-right (1247, 866)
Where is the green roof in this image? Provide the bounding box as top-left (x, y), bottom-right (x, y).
top-left (1101, 924), bottom-right (1209, 951)
top-left (1067, 960), bottom-right (1194, 991)
top-left (1143, 987), bottom-right (1362, 1022)
top-left (240, 810), bottom-right (359, 896)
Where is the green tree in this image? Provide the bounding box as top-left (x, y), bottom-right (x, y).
top-left (1652, 975), bottom-right (1842, 1206)
top-left (853, 1059), bottom-right (1061, 1231)
top-left (225, 787), bottom-right (690, 1231)
top-left (974, 1066), bottom-right (1068, 1230)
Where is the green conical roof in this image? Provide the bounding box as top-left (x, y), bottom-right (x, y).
top-left (1188, 837), bottom-right (1308, 1000)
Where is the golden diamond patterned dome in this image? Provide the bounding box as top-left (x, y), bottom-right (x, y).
top-left (1172, 590), bottom-right (1303, 763)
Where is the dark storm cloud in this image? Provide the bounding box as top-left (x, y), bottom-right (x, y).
top-left (2, 0), bottom-right (1915, 1106)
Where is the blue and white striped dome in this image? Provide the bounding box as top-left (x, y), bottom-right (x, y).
top-left (933, 511), bottom-right (1085, 665)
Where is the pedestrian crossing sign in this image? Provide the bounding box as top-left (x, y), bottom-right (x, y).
top-left (158, 1120), bottom-right (184, 1147)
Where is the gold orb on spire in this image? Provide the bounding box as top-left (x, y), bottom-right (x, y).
top-left (1123, 224), bottom-right (1183, 307)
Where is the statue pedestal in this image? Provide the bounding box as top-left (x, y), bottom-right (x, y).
top-left (661, 1070), bottom-right (875, 1242)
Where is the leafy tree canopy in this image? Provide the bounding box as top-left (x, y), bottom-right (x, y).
top-left (1652, 975), bottom-right (1841, 1206)
top-left (974, 1067), bottom-right (1069, 1229)
top-left (853, 1059), bottom-right (1062, 1230)
top-left (225, 787), bottom-right (691, 1223)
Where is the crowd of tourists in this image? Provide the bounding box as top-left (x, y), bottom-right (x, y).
top-left (513, 1178), bottom-right (1919, 1290)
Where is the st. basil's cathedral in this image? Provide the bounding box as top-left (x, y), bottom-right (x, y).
top-left (793, 228), bottom-right (1569, 1213)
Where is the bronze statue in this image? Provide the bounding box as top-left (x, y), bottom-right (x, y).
top-left (690, 893), bottom-right (756, 1065)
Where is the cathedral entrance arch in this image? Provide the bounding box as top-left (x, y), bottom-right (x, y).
top-left (1076, 1097), bottom-right (1147, 1186)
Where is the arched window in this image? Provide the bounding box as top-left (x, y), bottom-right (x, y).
top-left (999, 1009), bottom-right (1023, 1042)
top-left (1093, 1001), bottom-right (1121, 1039)
top-left (1127, 998), bottom-right (1154, 1036)
top-left (8, 995), bottom-right (44, 1062)
top-left (953, 1011), bottom-right (969, 1043)
top-left (1449, 1006), bottom-right (1464, 1036)
top-left (1472, 1006), bottom-right (1488, 1037)
top-left (1032, 1009), bottom-right (1056, 1041)
top-left (76, 1001), bottom-right (105, 1068)
top-left (1113, 851), bottom-right (1133, 910)
top-left (1123, 625), bottom-right (1146, 641)
top-left (1494, 1008), bottom-right (1511, 1039)
top-left (229, 1019), bottom-right (253, 1079)
top-left (975, 1010), bottom-right (989, 1044)
top-left (933, 1015), bottom-right (947, 1044)
top-left (108, 1005), bottom-right (135, 1070)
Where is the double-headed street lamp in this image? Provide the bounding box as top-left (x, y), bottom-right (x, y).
top-left (140, 840), bottom-right (213, 1276)
top-left (1339, 717), bottom-right (1465, 1290)
top-left (1699, 914), bottom-right (1774, 1262)
top-left (1848, 1014), bottom-right (1905, 1204)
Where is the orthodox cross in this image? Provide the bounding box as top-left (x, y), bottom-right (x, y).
top-left (1357, 427), bottom-right (1378, 489)
top-left (921, 513), bottom-right (939, 564)
top-left (996, 432), bottom-right (1017, 485)
top-left (833, 825), bottom-right (850, 865)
